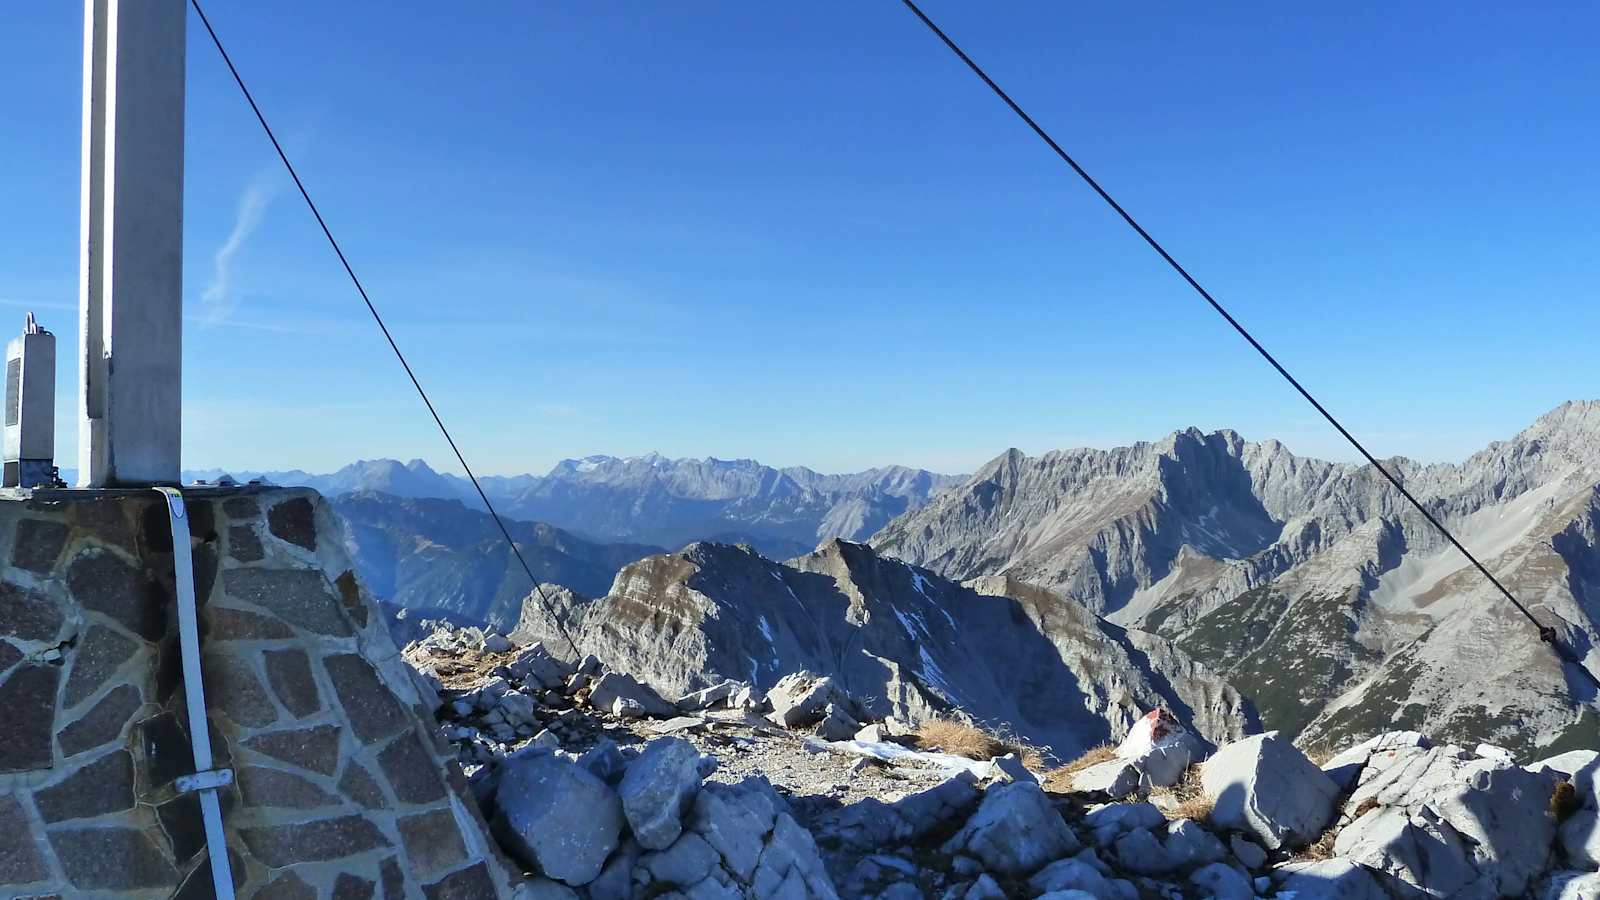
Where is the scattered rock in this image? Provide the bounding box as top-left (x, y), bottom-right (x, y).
top-left (1334, 745), bottom-right (1558, 898)
top-left (619, 737), bottom-right (704, 851)
top-left (589, 672), bottom-right (675, 718)
top-left (494, 752), bottom-right (624, 885)
top-left (1200, 732), bottom-right (1338, 850)
top-left (942, 780), bottom-right (1080, 875)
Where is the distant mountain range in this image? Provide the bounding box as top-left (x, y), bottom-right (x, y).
top-left (332, 493), bottom-right (662, 629)
top-left (191, 454), bottom-right (962, 559)
top-left (873, 400), bottom-right (1600, 757)
top-left (192, 404), bottom-right (1600, 757)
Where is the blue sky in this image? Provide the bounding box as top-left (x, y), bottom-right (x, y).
top-left (3, 2), bottom-right (1597, 476)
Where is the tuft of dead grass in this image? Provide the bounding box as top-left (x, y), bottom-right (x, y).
top-left (1298, 741), bottom-right (1338, 767)
top-left (1552, 780), bottom-right (1580, 822)
top-left (1152, 765), bottom-right (1214, 822)
top-left (912, 718), bottom-right (1048, 770)
top-left (1041, 743), bottom-right (1118, 793)
top-left (1294, 826), bottom-right (1338, 862)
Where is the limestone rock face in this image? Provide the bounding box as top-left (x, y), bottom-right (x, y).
top-left (872, 402), bottom-right (1600, 756)
top-left (1201, 732), bottom-right (1339, 850)
top-left (510, 538), bottom-right (1255, 757)
top-left (1333, 745), bottom-right (1559, 898)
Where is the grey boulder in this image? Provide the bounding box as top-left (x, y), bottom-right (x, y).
top-left (941, 781), bottom-right (1080, 876)
top-left (590, 672), bottom-right (676, 718)
top-left (619, 737), bottom-right (705, 850)
top-left (495, 752), bottom-right (624, 886)
top-left (1027, 858), bottom-right (1117, 899)
top-left (1200, 732), bottom-right (1338, 850)
top-left (1188, 862), bottom-right (1253, 900)
top-left (1271, 860), bottom-right (1390, 900)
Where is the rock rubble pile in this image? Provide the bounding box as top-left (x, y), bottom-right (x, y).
top-left (403, 625), bottom-right (1600, 899)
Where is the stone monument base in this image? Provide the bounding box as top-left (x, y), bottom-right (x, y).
top-left (0, 486), bottom-right (516, 898)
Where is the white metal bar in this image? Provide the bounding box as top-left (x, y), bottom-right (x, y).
top-left (154, 487), bottom-right (236, 899)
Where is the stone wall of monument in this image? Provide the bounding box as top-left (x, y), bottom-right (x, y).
top-left (0, 487), bottom-right (517, 899)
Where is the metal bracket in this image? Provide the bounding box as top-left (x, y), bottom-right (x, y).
top-left (175, 768), bottom-right (234, 793)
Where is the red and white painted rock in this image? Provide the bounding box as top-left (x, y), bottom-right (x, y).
top-left (1116, 708), bottom-right (1189, 759)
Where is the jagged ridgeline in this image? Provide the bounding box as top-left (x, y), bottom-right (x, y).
top-left (873, 400), bottom-right (1600, 757)
top-left (509, 538), bottom-right (1257, 757)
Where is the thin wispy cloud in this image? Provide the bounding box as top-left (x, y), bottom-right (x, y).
top-left (201, 174), bottom-right (280, 326)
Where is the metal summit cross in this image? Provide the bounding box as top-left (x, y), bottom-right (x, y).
top-left (78, 0), bottom-right (186, 487)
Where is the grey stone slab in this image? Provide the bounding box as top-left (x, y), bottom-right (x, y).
top-left (0, 663), bottom-right (60, 772)
top-left (223, 497), bottom-right (260, 519)
top-left (228, 525), bottom-right (264, 562)
top-left (67, 550), bottom-right (167, 641)
top-left (422, 862), bottom-right (498, 900)
top-left (397, 807), bottom-right (469, 876)
top-left (240, 814), bottom-right (391, 867)
top-left (380, 856), bottom-right (406, 900)
top-left (47, 826), bottom-right (179, 890)
top-left (255, 869), bottom-right (317, 899)
top-left (267, 497), bottom-right (317, 551)
top-left (0, 580), bottom-right (64, 642)
top-left (237, 765), bottom-right (341, 809)
top-left (11, 518), bottom-right (68, 574)
top-left (0, 795), bottom-right (50, 883)
top-left (63, 625), bottom-right (138, 708)
top-left (223, 568), bottom-right (352, 636)
top-left (243, 724), bottom-right (343, 776)
top-left (264, 647), bottom-right (322, 718)
top-left (59, 682), bottom-right (142, 757)
top-left (202, 653), bottom-right (279, 728)
top-left (36, 749), bottom-right (135, 822)
top-left (325, 653), bottom-right (410, 742)
top-left (333, 872), bottom-right (377, 899)
top-left (377, 731), bottom-right (446, 804)
top-left (206, 606), bottom-right (294, 641)
top-left (339, 760), bottom-right (388, 809)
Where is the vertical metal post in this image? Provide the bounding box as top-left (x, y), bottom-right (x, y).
top-left (80, 0), bottom-right (186, 486)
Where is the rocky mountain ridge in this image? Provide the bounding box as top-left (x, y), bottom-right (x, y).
top-left (506, 537), bottom-right (1257, 757)
top-left (871, 401), bottom-right (1600, 757)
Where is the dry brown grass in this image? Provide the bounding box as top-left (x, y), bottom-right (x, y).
top-left (1294, 826), bottom-right (1338, 862)
top-left (1298, 742), bottom-right (1338, 767)
top-left (912, 718), bottom-right (1048, 770)
top-left (1041, 743), bottom-right (1118, 793)
top-left (1152, 765), bottom-right (1214, 822)
top-left (1552, 780), bottom-right (1581, 822)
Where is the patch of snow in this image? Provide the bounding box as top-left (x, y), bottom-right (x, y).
top-left (757, 615), bottom-right (774, 643)
top-left (803, 737), bottom-right (992, 777)
top-left (917, 645), bottom-right (956, 700)
top-left (893, 608), bottom-right (931, 641)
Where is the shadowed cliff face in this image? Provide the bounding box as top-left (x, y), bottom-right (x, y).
top-left (871, 401), bottom-right (1600, 757)
top-left (509, 539), bottom-right (1256, 758)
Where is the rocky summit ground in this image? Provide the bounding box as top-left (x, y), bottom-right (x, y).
top-left (404, 625), bottom-right (1600, 899)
